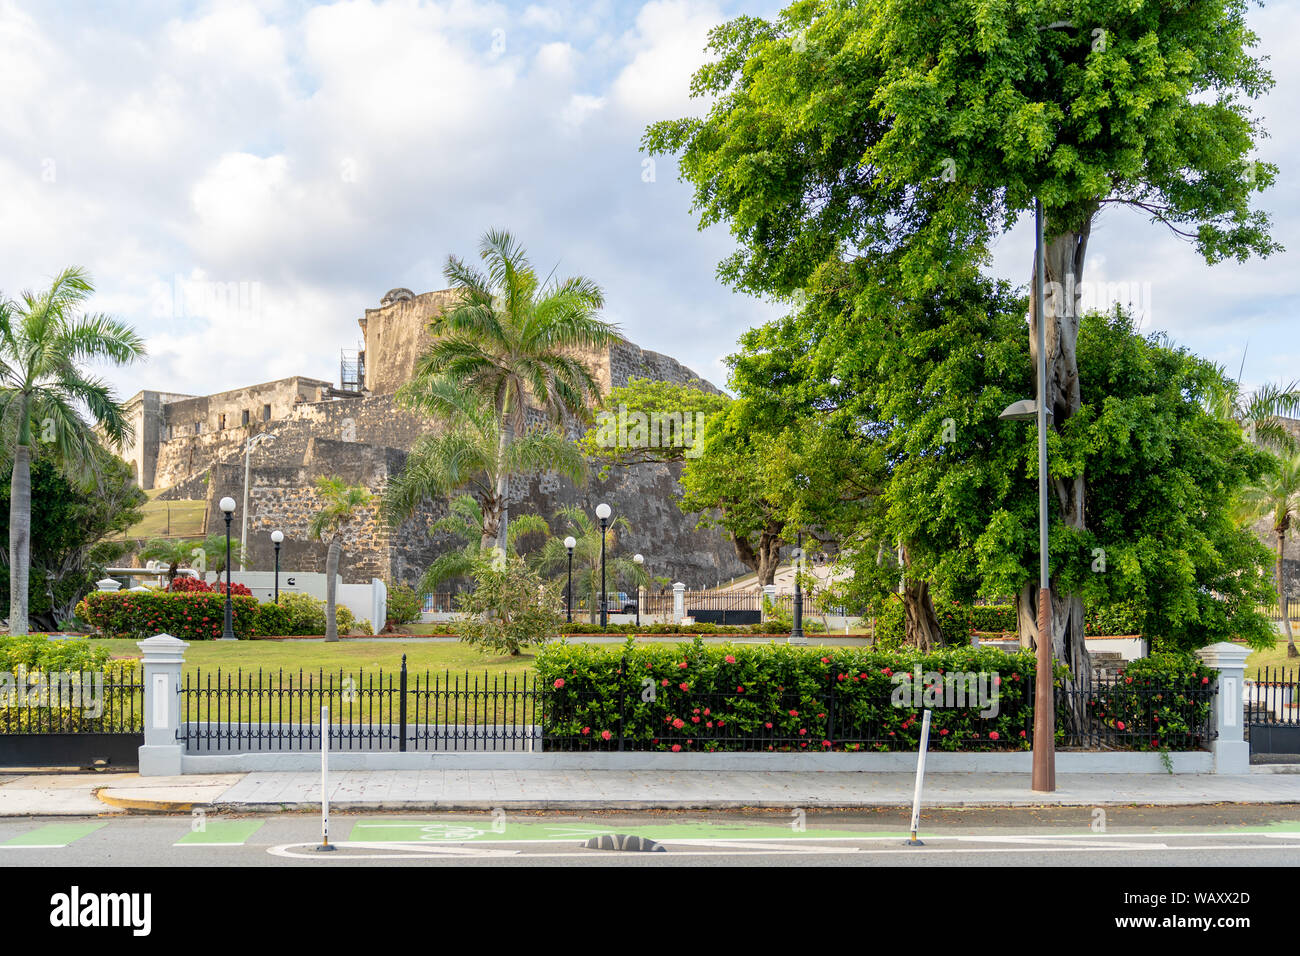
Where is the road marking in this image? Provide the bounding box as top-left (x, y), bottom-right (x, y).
top-left (176, 820), bottom-right (265, 847)
top-left (345, 818), bottom-right (899, 844)
top-left (0, 822), bottom-right (108, 849)
top-left (268, 842), bottom-right (521, 859)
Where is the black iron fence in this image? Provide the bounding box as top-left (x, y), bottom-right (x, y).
top-left (1246, 667), bottom-right (1300, 754)
top-left (175, 657), bottom-right (1214, 755)
top-left (0, 664), bottom-right (145, 768)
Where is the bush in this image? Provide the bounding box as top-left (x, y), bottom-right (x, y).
top-left (872, 596), bottom-right (906, 650)
top-left (539, 640), bottom-right (1048, 752)
top-left (75, 591), bottom-right (257, 640)
top-left (1084, 652), bottom-right (1215, 750)
top-left (971, 605), bottom-right (1017, 633)
top-left (1085, 600), bottom-right (1143, 635)
top-left (252, 601), bottom-right (293, 637)
top-left (385, 584), bottom-right (422, 627)
top-left (271, 592), bottom-right (355, 636)
top-left (0, 635), bottom-right (138, 732)
top-left (166, 577), bottom-right (252, 597)
top-left (0, 635), bottom-right (110, 671)
top-left (455, 555), bottom-right (561, 655)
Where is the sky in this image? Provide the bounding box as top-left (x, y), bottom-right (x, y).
top-left (0, 0), bottom-right (1296, 400)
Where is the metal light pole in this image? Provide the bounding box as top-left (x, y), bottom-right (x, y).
top-left (240, 432), bottom-right (274, 571)
top-left (219, 496), bottom-right (237, 640)
top-left (789, 530), bottom-right (806, 645)
top-left (564, 536), bottom-right (576, 623)
top-left (596, 503), bottom-right (611, 628)
top-left (633, 553), bottom-right (644, 627)
top-left (998, 197), bottom-right (1056, 792)
top-left (271, 529), bottom-right (284, 603)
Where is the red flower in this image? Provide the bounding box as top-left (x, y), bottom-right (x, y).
top-left (1019, 730), bottom-right (1027, 738)
top-left (678, 661), bottom-right (688, 669)
top-left (601, 730), bottom-right (612, 741)
top-left (989, 731), bottom-right (1000, 741)
top-left (679, 682), bottom-right (689, 691)
top-left (764, 722), bottom-right (773, 729)
top-left (789, 709), bottom-right (798, 717)
top-left (581, 727), bottom-right (590, 735)
top-left (706, 721), bottom-right (714, 728)
top-left (939, 728), bottom-right (949, 736)
top-left (822, 740), bottom-right (831, 748)
top-left (1116, 720), bottom-right (1126, 730)
top-left (672, 718), bottom-right (685, 729)
top-left (661, 679), bottom-right (669, 686)
top-left (724, 654), bottom-right (736, 663)
top-left (820, 657), bottom-right (830, 664)
top-left (736, 685), bottom-right (744, 693)
top-left (702, 708), bottom-right (710, 716)
top-left (691, 716), bottom-right (700, 724)
top-left (553, 678), bottom-right (565, 689)
top-left (1201, 676), bottom-right (1210, 685)
top-left (798, 728), bottom-right (807, 736)
top-left (671, 744), bottom-right (681, 752)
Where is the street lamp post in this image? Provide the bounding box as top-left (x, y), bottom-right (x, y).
top-left (789, 531), bottom-right (806, 645)
top-left (596, 503), bottom-right (611, 628)
top-left (219, 497), bottom-right (237, 640)
top-left (271, 529), bottom-right (284, 603)
top-left (998, 196), bottom-right (1056, 793)
top-left (564, 536), bottom-right (576, 623)
top-left (633, 553), bottom-right (644, 627)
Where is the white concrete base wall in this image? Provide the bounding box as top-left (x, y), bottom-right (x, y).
top-left (179, 749), bottom-right (1213, 774)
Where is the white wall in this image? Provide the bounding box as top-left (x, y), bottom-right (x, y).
top-left (215, 571), bottom-right (377, 628)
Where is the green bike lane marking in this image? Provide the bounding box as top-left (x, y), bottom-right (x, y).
top-left (175, 820), bottom-right (265, 846)
top-left (346, 819), bottom-right (907, 844)
top-left (1, 822), bottom-right (108, 848)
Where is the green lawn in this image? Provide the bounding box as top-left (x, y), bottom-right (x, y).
top-left (93, 638), bottom-right (536, 680)
top-left (1246, 639), bottom-right (1300, 678)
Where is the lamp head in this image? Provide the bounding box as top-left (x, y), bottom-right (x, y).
top-left (271, 530), bottom-right (284, 544)
top-left (595, 503), bottom-right (611, 520)
top-left (219, 496), bottom-right (236, 514)
top-left (633, 553), bottom-right (644, 565)
top-left (564, 536), bottom-right (576, 550)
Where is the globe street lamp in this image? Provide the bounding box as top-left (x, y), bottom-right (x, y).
top-left (271, 529), bottom-right (284, 603)
top-left (633, 553), bottom-right (645, 627)
top-left (564, 536), bottom-right (576, 624)
top-left (595, 503), bottom-right (611, 628)
top-left (219, 496), bottom-right (237, 640)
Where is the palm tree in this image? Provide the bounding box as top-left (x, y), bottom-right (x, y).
top-left (1240, 453), bottom-right (1300, 657)
top-left (406, 229), bottom-right (617, 551)
top-left (417, 494), bottom-right (549, 594)
top-left (1203, 369), bottom-right (1300, 452)
top-left (537, 505), bottom-right (647, 624)
top-left (0, 268), bottom-right (145, 634)
top-left (308, 477), bottom-right (373, 642)
top-left (382, 379), bottom-right (587, 549)
top-left (138, 534), bottom-right (243, 583)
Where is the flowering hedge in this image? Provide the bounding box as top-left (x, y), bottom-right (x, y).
top-left (538, 641), bottom-right (1214, 753)
top-left (167, 577), bottom-right (252, 597)
top-left (76, 591), bottom-right (257, 640)
top-left (539, 640), bottom-right (1056, 753)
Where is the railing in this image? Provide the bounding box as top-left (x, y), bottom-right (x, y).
top-left (420, 592), bottom-right (461, 614)
top-left (1258, 598), bottom-right (1300, 623)
top-left (1246, 667), bottom-right (1299, 725)
top-left (175, 658), bottom-right (1214, 754)
top-left (0, 664), bottom-right (143, 734)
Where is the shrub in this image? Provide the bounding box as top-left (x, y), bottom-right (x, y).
top-left (272, 592), bottom-right (355, 636)
top-left (455, 555), bottom-right (561, 655)
top-left (385, 584), bottom-right (422, 627)
top-left (1085, 600), bottom-right (1143, 635)
top-left (75, 591), bottom-right (257, 640)
top-left (0, 636), bottom-right (138, 732)
top-left (0, 635), bottom-right (110, 671)
top-left (539, 640), bottom-right (1055, 752)
top-left (971, 605), bottom-right (1017, 634)
top-left (872, 596), bottom-right (906, 650)
top-left (1084, 652), bottom-right (1215, 750)
top-left (167, 576), bottom-right (211, 593)
top-left (253, 601), bottom-right (293, 637)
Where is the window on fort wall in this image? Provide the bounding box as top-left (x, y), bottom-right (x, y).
top-left (263, 404), bottom-right (271, 422)
top-left (218, 414), bottom-right (226, 430)
top-left (241, 409), bottom-right (250, 426)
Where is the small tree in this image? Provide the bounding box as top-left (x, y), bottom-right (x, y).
top-left (455, 552), bottom-right (561, 656)
top-left (308, 477), bottom-right (373, 642)
top-left (417, 494), bottom-right (549, 594)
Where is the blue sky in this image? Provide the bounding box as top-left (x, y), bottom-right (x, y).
top-left (1, 0), bottom-right (1295, 400)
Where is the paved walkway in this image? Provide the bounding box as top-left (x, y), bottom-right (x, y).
top-left (2, 768), bottom-right (1298, 815)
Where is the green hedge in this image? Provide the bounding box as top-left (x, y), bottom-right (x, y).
top-left (538, 640), bottom-right (1046, 752)
top-left (1085, 600), bottom-right (1143, 636)
top-left (538, 642), bottom-right (1212, 753)
top-left (557, 620), bottom-right (824, 636)
top-left (76, 591), bottom-right (258, 640)
top-left (251, 592), bottom-right (354, 636)
top-left (0, 635), bottom-right (140, 733)
top-left (876, 598), bottom-right (1140, 642)
top-left (0, 635), bottom-right (110, 670)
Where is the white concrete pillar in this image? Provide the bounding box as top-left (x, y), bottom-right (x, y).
top-left (672, 582), bottom-right (685, 624)
top-left (1194, 641), bottom-right (1251, 774)
top-left (96, 578), bottom-right (121, 592)
top-left (138, 633), bottom-right (188, 776)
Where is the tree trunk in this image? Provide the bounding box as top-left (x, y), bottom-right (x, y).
top-left (8, 443), bottom-right (31, 636)
top-left (1278, 534), bottom-right (1297, 657)
top-left (325, 537), bottom-right (341, 642)
top-left (1026, 212), bottom-right (1096, 686)
top-left (494, 417), bottom-right (514, 554)
top-left (480, 493), bottom-right (503, 553)
top-left (900, 545), bottom-right (942, 650)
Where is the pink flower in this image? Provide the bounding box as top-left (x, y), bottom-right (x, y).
top-left (724, 655), bottom-right (736, 663)
top-left (672, 718), bottom-right (685, 729)
top-left (820, 657), bottom-right (830, 664)
top-left (691, 716), bottom-right (700, 724)
top-left (601, 730), bottom-right (612, 741)
top-left (1117, 721), bottom-right (1126, 731)
top-left (789, 709), bottom-right (799, 718)
top-left (581, 727), bottom-right (590, 735)
top-left (764, 722), bottom-right (773, 729)
top-left (671, 744), bottom-right (681, 752)
top-left (679, 682), bottom-right (689, 691)
top-left (553, 678), bottom-right (565, 689)
top-left (678, 661), bottom-right (688, 669)
top-left (989, 731), bottom-right (1000, 741)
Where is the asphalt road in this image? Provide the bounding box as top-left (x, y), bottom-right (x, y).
top-left (3, 804), bottom-right (1300, 866)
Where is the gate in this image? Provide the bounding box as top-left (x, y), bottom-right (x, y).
top-left (0, 665), bottom-right (144, 769)
top-left (1246, 667), bottom-right (1300, 755)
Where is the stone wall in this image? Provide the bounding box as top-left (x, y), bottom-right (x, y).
top-left (358, 289), bottom-right (463, 395)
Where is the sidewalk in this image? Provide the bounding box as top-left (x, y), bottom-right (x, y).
top-left (2, 768), bottom-right (1298, 815)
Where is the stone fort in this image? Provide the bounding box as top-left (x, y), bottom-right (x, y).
top-left (121, 288), bottom-right (748, 588)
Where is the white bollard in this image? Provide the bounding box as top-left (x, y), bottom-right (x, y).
top-left (316, 705), bottom-right (335, 852)
top-left (905, 710), bottom-right (933, 846)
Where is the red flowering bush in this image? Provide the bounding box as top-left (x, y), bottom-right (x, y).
top-left (76, 591), bottom-right (258, 640)
top-left (167, 576), bottom-right (212, 593)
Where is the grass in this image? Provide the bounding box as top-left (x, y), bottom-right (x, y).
top-left (118, 499), bottom-right (207, 540)
top-left (1246, 638), bottom-right (1300, 678)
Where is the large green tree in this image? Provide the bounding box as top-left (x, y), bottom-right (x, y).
top-left (0, 267), bottom-right (145, 634)
top-left (647, 0), bottom-right (1280, 675)
top-left (408, 230), bottom-right (617, 551)
top-left (0, 452), bottom-right (145, 629)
